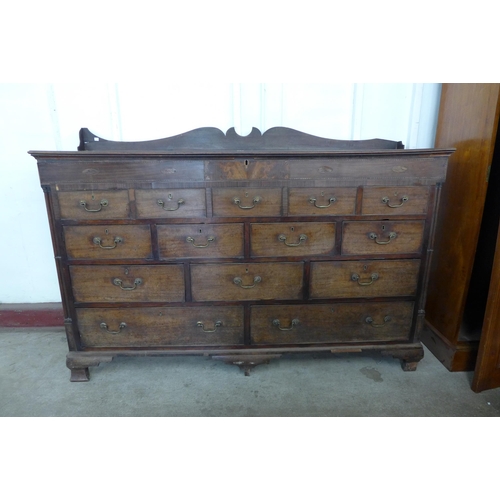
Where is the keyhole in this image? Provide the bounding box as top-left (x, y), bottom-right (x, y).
top-left (245, 268), bottom-right (249, 273)
top-left (168, 193), bottom-right (173, 200)
top-left (105, 229), bottom-right (109, 235)
top-left (363, 265), bottom-right (367, 271)
top-left (244, 159), bottom-right (249, 166)
top-left (290, 227), bottom-right (295, 232)
top-left (245, 191), bottom-right (249, 198)
top-left (382, 225), bottom-right (386, 231)
top-left (124, 268), bottom-right (129, 275)
top-left (199, 228), bottom-right (202, 233)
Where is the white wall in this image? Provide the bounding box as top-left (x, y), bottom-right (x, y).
top-left (0, 83), bottom-right (441, 303)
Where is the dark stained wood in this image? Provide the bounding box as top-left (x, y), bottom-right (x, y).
top-left (472, 220), bottom-right (500, 391)
top-left (250, 222), bottom-right (335, 257)
top-left (69, 265), bottom-right (185, 303)
top-left (157, 223), bottom-right (244, 260)
top-left (288, 188), bottom-right (356, 216)
top-left (30, 125), bottom-right (452, 380)
top-left (190, 262), bottom-right (304, 302)
top-left (77, 306), bottom-right (244, 347)
top-left (78, 126), bottom-right (404, 152)
top-left (342, 221), bottom-right (425, 255)
top-left (64, 225), bottom-right (152, 260)
top-left (135, 189), bottom-right (206, 218)
top-left (58, 190), bottom-right (131, 220)
top-left (310, 260), bottom-right (420, 299)
top-left (425, 83), bottom-right (500, 372)
top-left (212, 188), bottom-right (282, 217)
top-left (361, 186), bottom-right (430, 215)
top-left (250, 302), bottom-right (414, 345)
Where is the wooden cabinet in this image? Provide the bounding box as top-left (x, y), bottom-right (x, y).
top-left (30, 126), bottom-right (452, 381)
top-left (423, 84), bottom-right (500, 378)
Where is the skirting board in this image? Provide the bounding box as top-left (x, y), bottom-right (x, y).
top-left (0, 303), bottom-right (64, 327)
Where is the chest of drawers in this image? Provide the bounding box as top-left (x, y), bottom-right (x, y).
top-left (30, 127), bottom-right (453, 381)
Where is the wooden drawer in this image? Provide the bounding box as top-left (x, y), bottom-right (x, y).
top-left (250, 222), bottom-right (335, 257)
top-left (342, 221), bottom-right (425, 255)
top-left (70, 265), bottom-right (185, 303)
top-left (288, 188), bottom-right (357, 215)
top-left (362, 186), bottom-right (430, 215)
top-left (251, 302), bottom-right (414, 345)
top-left (58, 190), bottom-right (130, 219)
top-left (310, 260), bottom-right (420, 299)
top-left (158, 223), bottom-right (244, 259)
top-left (135, 189), bottom-right (206, 218)
top-left (212, 188), bottom-right (282, 217)
top-left (64, 225), bottom-right (152, 260)
top-left (77, 306), bottom-right (244, 347)
top-left (191, 262), bottom-right (304, 301)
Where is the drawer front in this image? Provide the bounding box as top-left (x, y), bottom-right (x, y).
top-left (58, 190), bottom-right (130, 220)
top-left (64, 225), bottom-right (152, 260)
top-left (310, 260), bottom-right (420, 299)
top-left (250, 222), bottom-right (335, 257)
top-left (342, 221), bottom-right (425, 255)
top-left (251, 302), bottom-right (414, 345)
top-left (205, 159), bottom-right (289, 180)
top-left (77, 306), bottom-right (244, 347)
top-left (288, 188), bottom-right (357, 215)
top-left (362, 186), bottom-right (430, 215)
top-left (191, 262), bottom-right (304, 301)
top-left (135, 189), bottom-right (206, 218)
top-left (212, 188), bottom-right (282, 217)
top-left (70, 265), bottom-right (185, 303)
top-left (158, 223), bottom-right (244, 259)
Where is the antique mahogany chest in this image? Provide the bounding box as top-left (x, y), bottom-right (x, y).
top-left (30, 127), bottom-right (453, 381)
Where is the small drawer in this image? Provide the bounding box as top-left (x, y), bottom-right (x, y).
top-left (310, 260), bottom-right (420, 299)
top-left (212, 188), bottom-right (282, 217)
top-left (191, 262), bottom-right (304, 301)
top-left (158, 223), bottom-right (244, 259)
top-left (70, 265), bottom-right (185, 303)
top-left (288, 188), bottom-right (357, 215)
top-left (64, 225), bottom-right (152, 260)
top-left (77, 306), bottom-right (244, 347)
top-left (362, 186), bottom-right (430, 215)
top-left (135, 189), bottom-right (206, 218)
top-left (251, 302), bottom-right (414, 345)
top-left (342, 221), bottom-right (425, 255)
top-left (58, 190), bottom-right (130, 219)
top-left (250, 222), bottom-right (335, 257)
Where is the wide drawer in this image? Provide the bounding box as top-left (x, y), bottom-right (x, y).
top-left (362, 186), bottom-right (430, 215)
top-left (158, 223), bottom-right (244, 259)
top-left (135, 189), bottom-right (206, 218)
top-left (212, 188), bottom-right (282, 217)
top-left (58, 190), bottom-right (130, 219)
top-left (250, 222), bottom-right (335, 257)
top-left (191, 262), bottom-right (304, 301)
top-left (64, 225), bottom-right (152, 260)
top-left (288, 188), bottom-right (357, 215)
top-left (77, 306), bottom-right (244, 347)
top-left (70, 265), bottom-right (185, 302)
top-left (342, 221), bottom-right (425, 255)
top-left (251, 302), bottom-right (414, 345)
top-left (310, 260), bottom-right (420, 298)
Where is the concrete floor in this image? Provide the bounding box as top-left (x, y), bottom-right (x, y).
top-left (1, 327), bottom-right (500, 417)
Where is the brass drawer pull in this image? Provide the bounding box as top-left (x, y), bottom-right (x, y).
top-left (100, 322), bottom-right (127, 334)
top-left (186, 236), bottom-right (215, 248)
top-left (233, 196), bottom-right (261, 209)
top-left (365, 316), bottom-right (391, 328)
top-left (197, 320), bottom-right (222, 333)
top-left (93, 236), bottom-right (123, 249)
top-left (272, 318), bottom-right (299, 331)
top-left (157, 194), bottom-right (185, 211)
top-left (278, 233), bottom-right (307, 247)
top-left (112, 278), bottom-right (143, 291)
top-left (351, 273), bottom-right (379, 285)
top-left (369, 232), bottom-right (397, 245)
top-left (79, 199), bottom-right (108, 212)
top-left (233, 276), bottom-right (261, 288)
top-left (309, 196), bottom-right (336, 208)
top-left (382, 195), bottom-right (409, 208)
